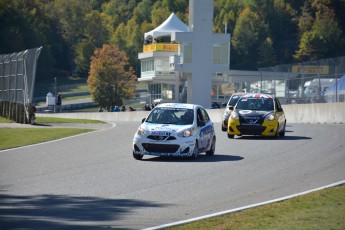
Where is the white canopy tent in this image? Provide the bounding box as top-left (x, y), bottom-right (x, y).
top-left (144, 13), bottom-right (188, 41)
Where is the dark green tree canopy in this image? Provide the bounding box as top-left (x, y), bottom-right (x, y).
top-left (1, 0), bottom-right (345, 79)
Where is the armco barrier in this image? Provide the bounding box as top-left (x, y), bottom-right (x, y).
top-left (36, 103), bottom-right (345, 124)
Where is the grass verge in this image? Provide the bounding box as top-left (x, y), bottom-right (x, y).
top-left (0, 116), bottom-right (105, 150)
top-left (0, 117), bottom-right (105, 124)
top-left (35, 117), bottom-right (105, 124)
top-left (167, 184), bottom-right (345, 230)
top-left (0, 128), bottom-right (93, 150)
top-left (0, 117), bottom-right (15, 123)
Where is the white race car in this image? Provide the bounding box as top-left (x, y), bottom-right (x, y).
top-left (132, 103), bottom-right (216, 160)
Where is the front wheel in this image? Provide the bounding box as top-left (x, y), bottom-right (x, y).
top-left (274, 124), bottom-right (280, 138)
top-left (206, 136), bottom-right (216, 156)
top-left (227, 133), bottom-right (234, 139)
top-left (133, 152), bottom-right (143, 160)
top-left (190, 142), bottom-right (199, 160)
top-left (280, 121), bottom-right (286, 137)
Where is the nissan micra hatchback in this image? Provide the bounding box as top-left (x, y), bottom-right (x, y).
top-left (221, 92), bottom-right (246, 131)
top-left (133, 103), bottom-right (216, 160)
top-left (227, 93), bottom-right (286, 138)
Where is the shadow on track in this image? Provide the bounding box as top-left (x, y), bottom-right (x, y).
top-left (233, 135), bottom-right (311, 140)
top-left (141, 154), bottom-right (244, 162)
top-left (32, 123), bottom-right (52, 127)
top-left (0, 191), bottom-right (167, 230)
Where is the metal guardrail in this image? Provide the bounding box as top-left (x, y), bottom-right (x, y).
top-left (258, 56), bottom-right (345, 104)
top-left (0, 47), bottom-right (42, 123)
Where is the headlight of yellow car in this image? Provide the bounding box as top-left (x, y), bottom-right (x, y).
top-left (265, 113), bottom-right (275, 121)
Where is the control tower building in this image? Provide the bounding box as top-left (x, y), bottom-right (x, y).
top-left (138, 0), bottom-right (230, 108)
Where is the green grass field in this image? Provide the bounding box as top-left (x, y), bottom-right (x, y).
top-left (0, 128), bottom-right (93, 150)
top-left (34, 117), bottom-right (105, 124)
top-left (167, 184), bottom-right (345, 230)
top-left (0, 117), bottom-right (103, 150)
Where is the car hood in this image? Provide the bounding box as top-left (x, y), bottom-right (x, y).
top-left (236, 109), bottom-right (273, 118)
top-left (142, 123), bottom-right (193, 133)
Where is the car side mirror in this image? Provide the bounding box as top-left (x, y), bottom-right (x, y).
top-left (141, 118), bottom-right (146, 123)
top-left (277, 108), bottom-right (283, 112)
top-left (229, 106), bottom-right (234, 110)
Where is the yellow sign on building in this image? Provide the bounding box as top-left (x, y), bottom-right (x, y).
top-left (143, 43), bottom-right (178, 52)
top-left (292, 65), bottom-right (329, 75)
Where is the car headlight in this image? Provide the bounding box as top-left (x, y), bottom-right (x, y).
top-left (265, 113), bottom-right (275, 121)
top-left (137, 127), bottom-right (147, 136)
top-left (230, 112), bottom-right (239, 120)
top-left (178, 128), bottom-right (193, 137)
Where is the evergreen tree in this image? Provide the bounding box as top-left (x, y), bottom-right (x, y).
top-left (295, 0), bottom-right (344, 61)
top-left (231, 7), bottom-right (260, 69)
top-left (74, 10), bottom-right (113, 76)
top-left (1, 0), bottom-right (345, 82)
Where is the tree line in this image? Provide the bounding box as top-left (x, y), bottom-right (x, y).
top-left (1, 0), bottom-right (345, 83)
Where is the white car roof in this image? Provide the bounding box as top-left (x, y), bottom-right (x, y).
top-left (156, 103), bottom-right (197, 110)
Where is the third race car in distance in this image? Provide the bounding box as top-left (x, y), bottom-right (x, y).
top-left (221, 92), bottom-right (246, 131)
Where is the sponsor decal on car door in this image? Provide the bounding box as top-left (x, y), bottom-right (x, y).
top-left (199, 123), bottom-right (213, 151)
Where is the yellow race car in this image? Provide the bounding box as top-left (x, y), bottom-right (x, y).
top-left (227, 93), bottom-right (286, 138)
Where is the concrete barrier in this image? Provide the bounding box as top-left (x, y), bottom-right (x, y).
top-left (282, 102), bottom-right (345, 124)
top-left (36, 102), bottom-right (345, 124)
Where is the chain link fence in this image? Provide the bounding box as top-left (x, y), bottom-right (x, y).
top-left (0, 47), bottom-right (42, 123)
top-left (258, 56), bottom-right (345, 104)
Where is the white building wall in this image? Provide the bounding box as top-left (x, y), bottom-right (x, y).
top-left (139, 0), bottom-right (230, 107)
top-left (171, 0), bottom-right (230, 107)
top-left (188, 0), bottom-right (213, 107)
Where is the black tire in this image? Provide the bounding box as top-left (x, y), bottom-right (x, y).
top-left (227, 133), bottom-right (234, 139)
top-left (133, 152), bottom-right (143, 160)
top-left (275, 124), bottom-right (280, 138)
top-left (206, 136), bottom-right (216, 156)
top-left (280, 122), bottom-right (286, 137)
top-left (190, 142), bottom-right (198, 160)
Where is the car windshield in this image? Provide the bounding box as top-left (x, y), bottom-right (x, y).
top-left (236, 98), bottom-right (274, 111)
top-left (228, 95), bottom-right (241, 106)
top-left (145, 108), bottom-right (194, 125)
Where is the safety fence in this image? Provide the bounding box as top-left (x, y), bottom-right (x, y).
top-left (258, 56), bottom-right (345, 104)
top-left (0, 47), bottom-right (42, 123)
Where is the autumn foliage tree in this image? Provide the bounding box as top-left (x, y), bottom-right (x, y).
top-left (87, 44), bottom-right (136, 110)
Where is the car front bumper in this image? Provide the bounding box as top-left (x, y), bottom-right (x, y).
top-left (228, 119), bottom-right (278, 136)
top-left (133, 134), bottom-right (196, 157)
